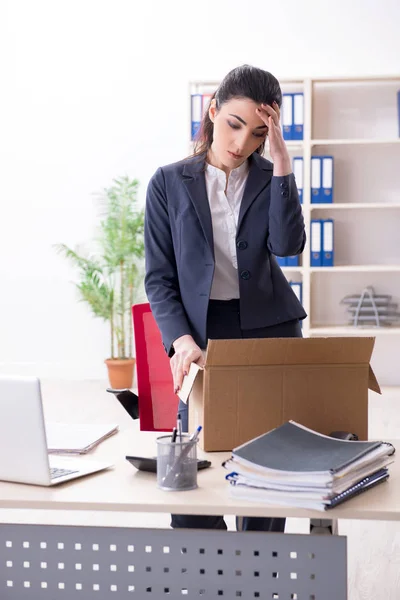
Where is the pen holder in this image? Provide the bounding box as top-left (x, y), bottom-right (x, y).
top-left (156, 434), bottom-right (198, 491)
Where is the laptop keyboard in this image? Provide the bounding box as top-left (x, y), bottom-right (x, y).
top-left (50, 467), bottom-right (79, 480)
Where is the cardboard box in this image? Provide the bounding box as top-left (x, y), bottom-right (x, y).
top-left (179, 337), bottom-right (381, 452)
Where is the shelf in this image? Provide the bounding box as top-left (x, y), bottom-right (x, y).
top-left (309, 326), bottom-right (400, 336)
top-left (310, 266), bottom-right (400, 273)
top-left (311, 75), bottom-right (400, 83)
top-left (281, 267), bottom-right (303, 274)
top-left (310, 203), bottom-right (400, 210)
top-left (189, 74), bottom-right (400, 385)
top-left (284, 141), bottom-right (304, 149)
top-left (311, 138), bottom-right (400, 146)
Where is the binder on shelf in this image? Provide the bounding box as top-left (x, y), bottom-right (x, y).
top-left (310, 219), bottom-right (322, 266)
top-left (290, 281), bottom-right (303, 305)
top-left (191, 94), bottom-right (202, 140)
top-left (292, 156), bottom-right (303, 203)
top-left (311, 157), bottom-right (323, 203)
top-left (274, 255), bottom-right (287, 267)
top-left (292, 93), bottom-right (304, 140)
top-left (322, 156), bottom-right (334, 203)
top-left (322, 218), bottom-right (334, 267)
top-left (282, 93), bottom-right (293, 140)
top-left (201, 93), bottom-right (213, 116)
top-left (286, 255), bottom-right (299, 267)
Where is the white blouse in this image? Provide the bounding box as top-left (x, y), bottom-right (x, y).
top-left (205, 160), bottom-right (249, 300)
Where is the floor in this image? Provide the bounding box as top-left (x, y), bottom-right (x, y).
top-left (9, 381), bottom-right (400, 598)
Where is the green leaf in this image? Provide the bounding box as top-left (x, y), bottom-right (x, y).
top-left (55, 174), bottom-right (145, 359)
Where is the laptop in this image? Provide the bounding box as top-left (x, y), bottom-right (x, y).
top-left (0, 375), bottom-right (113, 486)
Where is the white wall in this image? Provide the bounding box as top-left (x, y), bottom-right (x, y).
top-left (1, 0), bottom-right (399, 380)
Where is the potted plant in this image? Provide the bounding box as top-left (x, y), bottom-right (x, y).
top-left (55, 175), bottom-right (145, 388)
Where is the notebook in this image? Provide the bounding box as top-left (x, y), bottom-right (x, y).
top-left (46, 422), bottom-right (119, 454)
top-left (231, 421), bottom-right (394, 477)
top-left (228, 467), bottom-right (390, 511)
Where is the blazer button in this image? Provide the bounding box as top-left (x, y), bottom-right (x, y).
top-left (280, 182), bottom-right (288, 189)
top-left (281, 190), bottom-right (289, 198)
top-left (237, 240), bottom-right (248, 250)
top-left (240, 270), bottom-right (251, 280)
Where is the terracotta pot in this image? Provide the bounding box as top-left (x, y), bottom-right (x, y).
top-left (105, 358), bottom-right (136, 389)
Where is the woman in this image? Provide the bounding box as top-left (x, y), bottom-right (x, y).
top-left (144, 64), bottom-right (306, 531)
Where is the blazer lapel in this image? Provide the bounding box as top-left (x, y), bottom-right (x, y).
top-left (238, 153), bottom-right (273, 232)
top-left (182, 155), bottom-right (214, 256)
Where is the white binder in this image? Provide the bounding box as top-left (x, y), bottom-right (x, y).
top-left (282, 94), bottom-right (293, 139)
top-left (191, 94), bottom-right (203, 140)
top-left (293, 93), bottom-right (304, 139)
top-left (311, 157), bottom-right (322, 203)
top-left (293, 157), bottom-right (303, 202)
top-left (322, 156), bottom-right (334, 202)
top-left (310, 219), bottom-right (322, 266)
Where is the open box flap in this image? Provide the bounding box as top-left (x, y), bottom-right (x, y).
top-left (204, 336), bottom-right (377, 367)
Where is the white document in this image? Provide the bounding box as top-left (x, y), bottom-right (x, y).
top-left (45, 423), bottom-right (119, 454)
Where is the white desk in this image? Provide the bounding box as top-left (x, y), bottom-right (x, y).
top-left (0, 388), bottom-right (398, 599)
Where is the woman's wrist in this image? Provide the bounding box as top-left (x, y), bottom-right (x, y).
top-left (173, 334), bottom-right (195, 351)
top-left (273, 156), bottom-right (292, 177)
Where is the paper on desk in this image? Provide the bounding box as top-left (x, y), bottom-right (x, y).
top-left (45, 422), bottom-right (119, 454)
top-left (177, 362), bottom-right (203, 404)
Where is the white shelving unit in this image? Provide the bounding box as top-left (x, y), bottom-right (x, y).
top-left (190, 75), bottom-right (400, 385)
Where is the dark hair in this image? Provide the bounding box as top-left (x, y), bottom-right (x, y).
top-left (193, 64), bottom-right (282, 157)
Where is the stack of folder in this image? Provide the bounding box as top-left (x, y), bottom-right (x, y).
top-left (223, 421), bottom-right (395, 511)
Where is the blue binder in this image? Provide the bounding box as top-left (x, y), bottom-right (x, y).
top-left (310, 219), bottom-right (323, 266)
top-left (292, 157), bottom-right (303, 204)
top-left (286, 255), bottom-right (299, 267)
top-left (322, 156), bottom-right (334, 203)
top-left (289, 281), bottom-right (303, 305)
top-left (311, 157), bottom-right (323, 203)
top-left (282, 94), bottom-right (293, 140)
top-left (292, 93), bottom-right (304, 140)
top-left (275, 256), bottom-right (287, 267)
top-left (191, 94), bottom-right (202, 140)
top-left (322, 219), bottom-right (334, 267)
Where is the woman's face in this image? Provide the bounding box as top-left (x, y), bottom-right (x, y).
top-left (208, 97), bottom-right (268, 173)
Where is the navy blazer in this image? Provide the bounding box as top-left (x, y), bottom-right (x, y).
top-left (144, 151), bottom-right (307, 355)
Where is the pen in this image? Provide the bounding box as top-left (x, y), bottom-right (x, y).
top-left (171, 427), bottom-right (178, 443)
top-left (177, 414), bottom-right (183, 443)
top-left (189, 425), bottom-right (202, 442)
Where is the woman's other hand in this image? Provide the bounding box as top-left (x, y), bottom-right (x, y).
top-left (256, 101), bottom-right (291, 176)
top-left (171, 335), bottom-right (205, 394)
